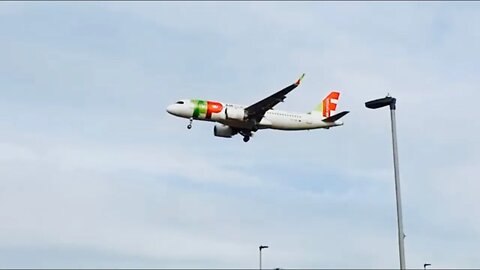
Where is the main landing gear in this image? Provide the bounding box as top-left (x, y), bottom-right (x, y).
top-left (187, 118), bottom-right (193, 129)
top-left (239, 130), bottom-right (252, 143)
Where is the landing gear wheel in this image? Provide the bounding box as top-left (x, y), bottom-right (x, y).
top-left (243, 136), bottom-right (250, 143)
top-left (187, 118), bottom-right (193, 129)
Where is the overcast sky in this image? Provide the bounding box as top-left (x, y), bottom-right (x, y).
top-left (1, 2), bottom-right (479, 269)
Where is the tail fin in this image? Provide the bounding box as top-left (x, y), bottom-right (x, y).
top-left (312, 91), bottom-right (341, 118)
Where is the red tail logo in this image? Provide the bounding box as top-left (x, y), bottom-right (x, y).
top-left (322, 91), bottom-right (340, 117)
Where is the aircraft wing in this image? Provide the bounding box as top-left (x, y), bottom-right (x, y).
top-left (245, 74), bottom-right (305, 122)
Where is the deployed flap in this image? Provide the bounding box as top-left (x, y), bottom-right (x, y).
top-left (322, 111), bottom-right (350, 122)
top-left (245, 74), bottom-right (305, 122)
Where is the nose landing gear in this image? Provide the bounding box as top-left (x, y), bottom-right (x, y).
top-left (187, 118), bottom-right (193, 129)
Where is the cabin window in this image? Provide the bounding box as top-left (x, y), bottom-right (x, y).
top-left (176, 101), bottom-right (184, 104)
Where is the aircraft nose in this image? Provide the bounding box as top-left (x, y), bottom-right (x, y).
top-left (166, 104), bottom-right (175, 115)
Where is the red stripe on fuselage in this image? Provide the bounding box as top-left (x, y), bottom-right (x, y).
top-left (206, 101), bottom-right (223, 119)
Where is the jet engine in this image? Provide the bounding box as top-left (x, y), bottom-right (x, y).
top-left (213, 123), bottom-right (236, 138)
top-left (225, 107), bottom-right (247, 121)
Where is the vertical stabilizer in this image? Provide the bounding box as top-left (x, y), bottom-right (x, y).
top-left (312, 91), bottom-right (341, 118)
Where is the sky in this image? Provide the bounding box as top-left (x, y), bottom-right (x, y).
top-left (1, 1), bottom-right (479, 269)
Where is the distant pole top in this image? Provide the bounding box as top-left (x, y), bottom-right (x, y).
top-left (259, 245), bottom-right (269, 250)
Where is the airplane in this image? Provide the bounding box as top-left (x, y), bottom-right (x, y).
top-left (166, 74), bottom-right (349, 142)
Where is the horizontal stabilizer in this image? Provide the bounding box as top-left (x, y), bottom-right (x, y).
top-left (322, 111), bottom-right (349, 123)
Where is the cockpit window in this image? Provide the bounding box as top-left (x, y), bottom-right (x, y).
top-left (176, 101), bottom-right (184, 104)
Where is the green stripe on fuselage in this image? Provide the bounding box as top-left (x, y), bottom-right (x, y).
top-left (192, 99), bottom-right (207, 119)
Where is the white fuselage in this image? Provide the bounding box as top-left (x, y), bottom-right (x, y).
top-left (166, 100), bottom-right (343, 131)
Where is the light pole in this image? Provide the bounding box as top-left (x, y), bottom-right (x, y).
top-left (424, 263), bottom-right (431, 270)
top-left (259, 245), bottom-right (269, 270)
top-left (365, 95), bottom-right (406, 270)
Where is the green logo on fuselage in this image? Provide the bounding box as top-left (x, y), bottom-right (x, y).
top-left (191, 99), bottom-right (224, 120)
top-left (192, 99), bottom-right (207, 119)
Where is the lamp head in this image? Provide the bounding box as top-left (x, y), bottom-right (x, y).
top-left (365, 96), bottom-right (396, 110)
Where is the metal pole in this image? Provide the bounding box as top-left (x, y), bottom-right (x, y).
top-left (259, 248), bottom-right (262, 270)
top-left (390, 104), bottom-right (406, 270)
top-left (259, 245), bottom-right (268, 270)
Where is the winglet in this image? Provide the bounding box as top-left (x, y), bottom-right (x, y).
top-left (295, 73), bottom-right (305, 85)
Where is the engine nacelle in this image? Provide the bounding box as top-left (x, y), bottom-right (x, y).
top-left (213, 123), bottom-right (235, 138)
top-left (225, 107), bottom-right (247, 121)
